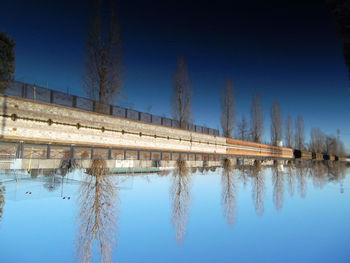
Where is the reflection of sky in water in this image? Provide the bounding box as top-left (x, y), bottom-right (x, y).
top-left (0, 164), bottom-right (349, 263)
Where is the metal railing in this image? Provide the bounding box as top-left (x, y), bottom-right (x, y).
top-left (2, 81), bottom-right (220, 136)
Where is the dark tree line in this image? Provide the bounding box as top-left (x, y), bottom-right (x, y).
top-left (0, 31), bottom-right (15, 93)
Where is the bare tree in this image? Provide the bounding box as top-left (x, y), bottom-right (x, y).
top-left (83, 0), bottom-right (124, 113)
top-left (336, 129), bottom-right (346, 156)
top-left (77, 159), bottom-right (119, 263)
top-left (295, 115), bottom-right (305, 150)
top-left (235, 114), bottom-right (249, 140)
top-left (309, 128), bottom-right (326, 153)
top-left (326, 135), bottom-right (338, 155)
top-left (220, 78), bottom-right (236, 138)
top-left (270, 101), bottom-right (283, 146)
top-left (171, 55), bottom-right (192, 129)
top-left (284, 115), bottom-right (294, 148)
top-left (338, 140), bottom-right (346, 157)
top-left (250, 92), bottom-right (264, 143)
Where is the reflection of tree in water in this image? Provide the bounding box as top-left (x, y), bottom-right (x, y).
top-left (190, 167), bottom-right (197, 174)
top-left (210, 166), bottom-right (217, 172)
top-left (310, 161), bottom-right (328, 189)
top-left (295, 161), bottom-right (308, 199)
top-left (326, 161), bottom-right (346, 183)
top-left (306, 161), bottom-right (346, 193)
top-left (285, 161), bottom-right (296, 197)
top-left (236, 162), bottom-right (249, 189)
top-left (77, 159), bottom-right (119, 263)
top-left (250, 160), bottom-right (265, 217)
top-left (197, 167), bottom-right (204, 174)
top-left (43, 173), bottom-right (61, 192)
top-left (29, 168), bottom-right (40, 178)
top-left (272, 162), bottom-right (284, 211)
top-left (221, 159), bottom-right (237, 227)
top-left (157, 169), bottom-right (171, 177)
top-left (171, 160), bottom-right (192, 244)
top-left (59, 150), bottom-right (78, 177)
top-left (323, 161), bottom-right (346, 193)
top-left (28, 169), bottom-right (61, 192)
top-left (0, 182), bottom-right (5, 227)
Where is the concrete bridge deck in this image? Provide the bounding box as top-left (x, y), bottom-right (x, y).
top-left (0, 94), bottom-right (293, 163)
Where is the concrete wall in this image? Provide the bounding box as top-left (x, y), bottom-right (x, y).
top-left (0, 95), bottom-right (225, 154)
top-left (0, 94), bottom-right (294, 159)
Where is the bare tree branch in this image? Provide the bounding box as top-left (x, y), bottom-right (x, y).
top-left (76, 159), bottom-right (119, 263)
top-left (270, 101), bottom-right (283, 146)
top-left (221, 162), bottom-right (237, 227)
top-left (309, 128), bottom-right (326, 153)
top-left (272, 162), bottom-right (284, 211)
top-left (250, 92), bottom-right (264, 143)
top-left (170, 160), bottom-right (192, 244)
top-left (83, 0), bottom-right (124, 113)
top-left (220, 78), bottom-right (236, 138)
top-left (284, 115), bottom-right (294, 148)
top-left (235, 115), bottom-right (249, 140)
top-left (171, 55), bottom-right (192, 129)
top-left (250, 161), bottom-right (265, 217)
top-left (295, 115), bottom-right (305, 150)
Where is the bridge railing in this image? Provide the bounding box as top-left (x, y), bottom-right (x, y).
top-left (2, 81), bottom-right (220, 136)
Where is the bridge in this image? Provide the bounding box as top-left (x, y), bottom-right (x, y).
top-left (0, 82), bottom-right (347, 170)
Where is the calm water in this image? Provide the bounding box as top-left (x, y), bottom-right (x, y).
top-left (0, 162), bottom-right (349, 263)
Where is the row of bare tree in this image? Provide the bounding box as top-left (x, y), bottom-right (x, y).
top-left (82, 0), bottom-right (346, 156)
top-left (82, 1), bottom-right (194, 128)
top-left (220, 80), bottom-right (346, 156)
top-left (309, 128), bottom-right (346, 156)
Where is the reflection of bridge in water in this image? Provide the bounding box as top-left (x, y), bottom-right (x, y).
top-left (0, 170), bottom-right (135, 202)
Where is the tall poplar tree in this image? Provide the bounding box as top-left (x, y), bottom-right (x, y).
top-left (220, 78), bottom-right (236, 138)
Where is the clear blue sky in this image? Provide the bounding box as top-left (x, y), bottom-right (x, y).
top-left (1, 0), bottom-right (349, 151)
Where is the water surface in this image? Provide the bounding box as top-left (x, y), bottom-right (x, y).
top-left (0, 162), bottom-right (349, 263)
